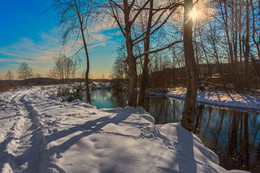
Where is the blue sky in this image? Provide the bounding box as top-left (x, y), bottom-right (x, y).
top-left (0, 0), bottom-right (119, 79)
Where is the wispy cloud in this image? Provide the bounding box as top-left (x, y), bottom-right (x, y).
top-left (0, 31), bottom-right (61, 63)
top-left (0, 25), bottom-right (113, 79)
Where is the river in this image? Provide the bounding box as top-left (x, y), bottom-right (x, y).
top-left (84, 89), bottom-right (260, 172)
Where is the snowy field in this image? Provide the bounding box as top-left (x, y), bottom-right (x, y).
top-left (0, 86), bottom-right (250, 173)
top-left (156, 88), bottom-right (260, 112)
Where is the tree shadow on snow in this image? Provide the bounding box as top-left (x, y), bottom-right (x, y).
top-left (45, 107), bottom-right (137, 172)
top-left (175, 124), bottom-right (197, 173)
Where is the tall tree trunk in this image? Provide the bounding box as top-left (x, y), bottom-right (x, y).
top-left (74, 0), bottom-right (91, 104)
top-left (81, 25), bottom-right (91, 104)
top-left (213, 40), bottom-right (226, 87)
top-left (221, 0), bottom-right (234, 64)
top-left (239, 0), bottom-right (243, 89)
top-left (181, 0), bottom-right (198, 131)
top-left (138, 51), bottom-right (149, 107)
top-left (199, 30), bottom-right (212, 80)
top-left (194, 22), bottom-right (201, 80)
top-left (127, 45), bottom-right (137, 107)
top-left (244, 0), bottom-right (250, 87)
top-left (138, 0), bottom-right (153, 107)
top-left (229, 0), bottom-right (240, 89)
top-left (124, 0), bottom-right (137, 107)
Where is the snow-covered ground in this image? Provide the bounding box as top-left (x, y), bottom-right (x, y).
top-left (0, 86), bottom-right (249, 173)
top-left (154, 88), bottom-right (260, 111)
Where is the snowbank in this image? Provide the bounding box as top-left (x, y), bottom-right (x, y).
top-left (0, 86), bottom-right (249, 172)
top-left (158, 88), bottom-right (260, 111)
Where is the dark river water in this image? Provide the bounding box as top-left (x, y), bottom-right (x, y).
top-left (86, 90), bottom-right (260, 172)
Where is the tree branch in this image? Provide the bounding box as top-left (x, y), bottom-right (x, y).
top-left (130, 0), bottom-right (151, 25)
top-left (109, 1), bottom-right (126, 37)
top-left (132, 8), bottom-right (168, 43)
top-left (135, 40), bottom-right (182, 59)
top-left (70, 46), bottom-right (85, 58)
top-left (109, 0), bottom-right (124, 11)
top-left (133, 7), bottom-right (178, 45)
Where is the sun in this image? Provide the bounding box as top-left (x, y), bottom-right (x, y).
top-left (189, 7), bottom-right (200, 21)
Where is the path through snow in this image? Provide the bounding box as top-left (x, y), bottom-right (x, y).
top-left (0, 91), bottom-right (46, 172)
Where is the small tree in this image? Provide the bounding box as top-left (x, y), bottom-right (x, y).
top-left (48, 55), bottom-right (77, 83)
top-left (5, 70), bottom-right (14, 81)
top-left (17, 63), bottom-right (33, 80)
top-left (35, 73), bottom-right (41, 78)
top-left (111, 44), bottom-right (128, 90)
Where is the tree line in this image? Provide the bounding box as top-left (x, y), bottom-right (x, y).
top-left (113, 0), bottom-right (260, 90)
top-left (2, 56), bottom-right (78, 82)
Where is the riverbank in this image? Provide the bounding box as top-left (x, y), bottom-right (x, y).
top-left (0, 86), bottom-right (249, 172)
top-left (152, 88), bottom-right (260, 112)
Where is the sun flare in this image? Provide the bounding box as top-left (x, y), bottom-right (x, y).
top-left (189, 7), bottom-right (200, 21)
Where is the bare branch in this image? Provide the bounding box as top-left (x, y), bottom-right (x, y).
top-left (133, 7), bottom-right (177, 45)
top-left (129, 0), bottom-right (136, 10)
top-left (69, 46), bottom-right (85, 58)
top-left (135, 40), bottom-right (182, 59)
top-left (109, 1), bottom-right (126, 37)
top-left (130, 0), bottom-right (151, 25)
top-left (110, 0), bottom-right (124, 11)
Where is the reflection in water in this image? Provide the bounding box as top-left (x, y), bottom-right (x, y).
top-left (192, 105), bottom-right (260, 172)
top-left (88, 90), bottom-right (260, 172)
top-left (144, 97), bottom-right (183, 124)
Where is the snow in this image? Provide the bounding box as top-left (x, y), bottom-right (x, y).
top-left (159, 88), bottom-right (260, 111)
top-left (0, 86), bottom-right (250, 173)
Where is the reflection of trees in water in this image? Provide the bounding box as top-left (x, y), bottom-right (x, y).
top-left (145, 97), bottom-right (171, 124)
top-left (256, 142), bottom-right (260, 172)
top-left (91, 90), bottom-right (110, 99)
top-left (215, 109), bottom-right (224, 142)
top-left (202, 107), bottom-right (213, 137)
top-left (243, 113), bottom-right (249, 170)
top-left (250, 115), bottom-right (260, 145)
top-left (227, 112), bottom-right (239, 169)
top-left (196, 106), bottom-right (260, 172)
top-left (109, 91), bottom-right (128, 108)
top-left (225, 111), bottom-right (256, 171)
top-left (100, 90), bottom-right (110, 98)
top-left (171, 99), bottom-right (183, 122)
top-left (194, 105), bottom-right (204, 135)
top-left (144, 97), bottom-right (183, 124)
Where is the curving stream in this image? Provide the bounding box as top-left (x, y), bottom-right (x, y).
top-left (84, 90), bottom-right (260, 172)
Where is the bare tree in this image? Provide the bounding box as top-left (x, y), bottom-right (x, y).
top-left (107, 0), bottom-right (182, 107)
top-left (48, 55), bottom-right (77, 83)
top-left (5, 70), bottom-right (14, 81)
top-left (206, 22), bottom-right (226, 87)
top-left (181, 0), bottom-right (198, 131)
top-left (35, 73), bottom-right (41, 78)
top-left (52, 0), bottom-right (95, 104)
top-left (112, 44), bottom-right (128, 79)
top-left (109, 0), bottom-right (142, 106)
top-left (17, 63), bottom-right (33, 80)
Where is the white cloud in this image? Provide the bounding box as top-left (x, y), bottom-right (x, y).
top-left (0, 25), bottom-right (114, 78)
top-left (88, 16), bottom-right (117, 33)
